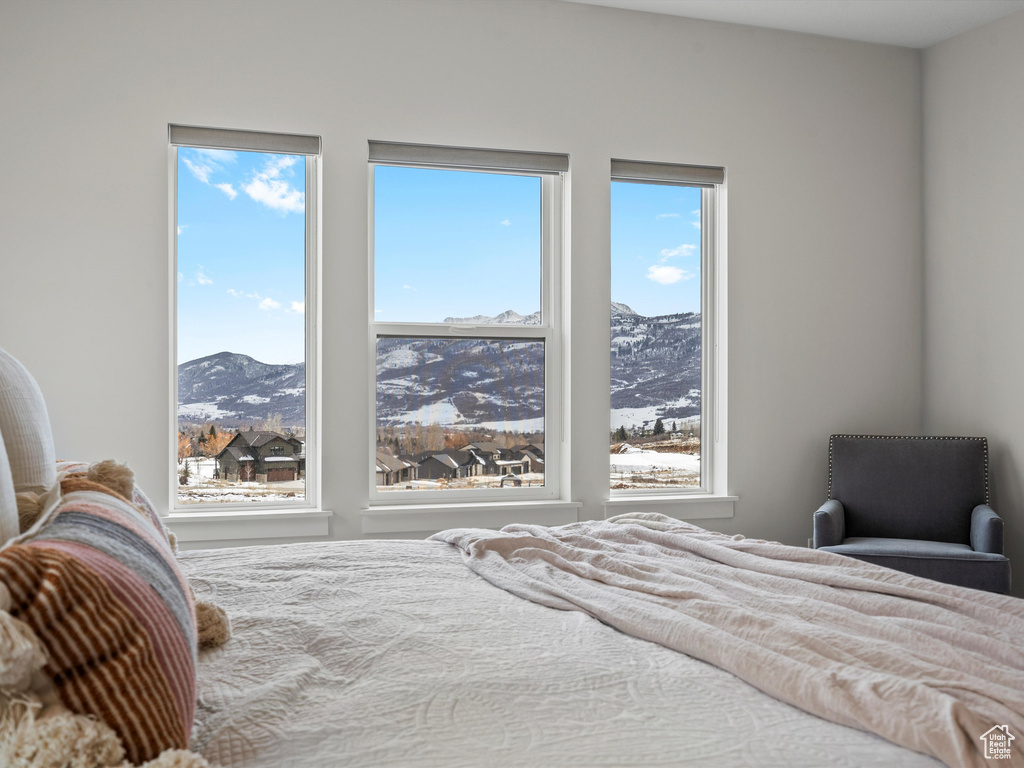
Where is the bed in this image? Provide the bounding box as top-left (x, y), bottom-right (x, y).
top-left (1, 345), bottom-right (1021, 768)
top-left (177, 515), bottom-right (1024, 768)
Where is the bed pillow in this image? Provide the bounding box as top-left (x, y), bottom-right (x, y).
top-left (0, 432), bottom-right (17, 544)
top-left (56, 459), bottom-right (175, 545)
top-left (0, 346), bottom-right (57, 496)
top-left (0, 473), bottom-right (197, 765)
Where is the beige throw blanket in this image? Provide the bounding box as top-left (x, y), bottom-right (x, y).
top-left (432, 513), bottom-right (1024, 768)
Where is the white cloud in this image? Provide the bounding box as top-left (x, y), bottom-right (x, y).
top-left (230, 289), bottom-right (299, 314)
top-left (659, 244), bottom-right (697, 261)
top-left (402, 284), bottom-right (417, 292)
top-left (177, 224), bottom-right (187, 235)
top-left (500, 219), bottom-right (511, 226)
top-left (178, 272), bottom-right (184, 283)
top-left (243, 155), bottom-right (304, 214)
top-left (646, 265), bottom-right (694, 285)
top-left (195, 267), bottom-right (213, 285)
top-left (691, 209), bottom-right (701, 229)
top-left (196, 148), bottom-right (238, 163)
top-left (181, 149), bottom-right (237, 185)
top-left (182, 155), bottom-right (214, 184)
top-left (656, 213), bottom-right (680, 220)
top-left (215, 183), bottom-right (238, 200)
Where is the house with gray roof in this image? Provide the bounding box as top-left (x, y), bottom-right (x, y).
top-left (412, 449), bottom-right (483, 480)
top-left (376, 451), bottom-right (417, 487)
top-left (216, 429), bottom-right (304, 483)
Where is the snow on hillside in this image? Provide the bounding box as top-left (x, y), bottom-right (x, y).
top-left (611, 409), bottom-right (700, 431)
top-left (443, 309), bottom-right (540, 325)
top-left (393, 400), bottom-right (466, 425)
top-left (474, 417), bottom-right (544, 433)
top-left (178, 402), bottom-right (238, 420)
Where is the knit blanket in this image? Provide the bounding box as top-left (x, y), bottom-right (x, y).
top-left (432, 513), bottom-right (1024, 768)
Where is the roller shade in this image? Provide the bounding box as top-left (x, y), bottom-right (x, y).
top-left (169, 124), bottom-right (321, 156)
top-left (611, 158), bottom-right (724, 186)
top-left (369, 140), bottom-right (568, 174)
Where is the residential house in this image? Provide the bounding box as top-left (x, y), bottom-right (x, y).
top-left (412, 450), bottom-right (482, 480)
top-left (216, 430), bottom-right (304, 483)
top-left (376, 451), bottom-right (417, 487)
top-left (511, 443), bottom-right (545, 474)
top-left (465, 441), bottom-right (531, 476)
top-left (463, 442), bottom-right (503, 474)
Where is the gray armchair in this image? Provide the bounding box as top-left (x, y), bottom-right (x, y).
top-left (813, 435), bottom-right (1011, 593)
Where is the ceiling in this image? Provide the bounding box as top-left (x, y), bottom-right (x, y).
top-left (563, 0), bottom-right (1024, 48)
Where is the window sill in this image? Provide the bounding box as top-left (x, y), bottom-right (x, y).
top-left (603, 494), bottom-right (737, 521)
top-left (163, 508), bottom-right (333, 543)
top-left (361, 500), bottom-right (581, 535)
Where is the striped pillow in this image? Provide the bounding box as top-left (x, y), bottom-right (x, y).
top-left (0, 470), bottom-right (196, 764)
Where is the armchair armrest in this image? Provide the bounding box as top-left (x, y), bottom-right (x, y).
top-left (813, 499), bottom-right (845, 548)
top-left (971, 504), bottom-right (1004, 554)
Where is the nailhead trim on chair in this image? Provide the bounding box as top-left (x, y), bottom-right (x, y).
top-left (826, 434), bottom-right (989, 505)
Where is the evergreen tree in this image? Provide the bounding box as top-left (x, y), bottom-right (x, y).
top-left (615, 425), bottom-right (628, 442)
top-left (653, 418), bottom-right (665, 436)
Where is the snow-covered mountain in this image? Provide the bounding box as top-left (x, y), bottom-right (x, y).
top-left (442, 309), bottom-right (541, 325)
top-left (610, 306), bottom-right (701, 428)
top-left (178, 304), bottom-right (701, 431)
top-left (611, 301), bottom-right (638, 318)
top-left (177, 352), bottom-right (305, 427)
top-left (375, 335), bottom-right (545, 429)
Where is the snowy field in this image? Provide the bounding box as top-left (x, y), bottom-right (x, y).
top-left (610, 444), bottom-right (700, 472)
top-left (609, 442), bottom-right (701, 489)
top-left (177, 458), bottom-right (305, 504)
top-left (378, 472), bottom-right (545, 491)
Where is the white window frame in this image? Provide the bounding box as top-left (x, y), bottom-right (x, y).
top-left (367, 142), bottom-right (567, 506)
top-left (167, 124), bottom-right (323, 517)
top-left (606, 159), bottom-right (731, 513)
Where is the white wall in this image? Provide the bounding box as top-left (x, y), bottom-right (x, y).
top-left (0, 0), bottom-right (923, 548)
top-left (924, 9), bottom-right (1024, 596)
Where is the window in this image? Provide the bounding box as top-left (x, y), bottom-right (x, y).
top-left (369, 141), bottom-right (566, 502)
top-left (170, 125), bottom-right (321, 509)
top-left (609, 159), bottom-right (725, 494)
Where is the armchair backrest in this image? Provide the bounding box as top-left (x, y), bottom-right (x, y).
top-left (828, 435), bottom-right (988, 545)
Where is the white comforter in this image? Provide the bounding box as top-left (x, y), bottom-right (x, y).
top-left (433, 514), bottom-right (1024, 768)
top-left (180, 536), bottom-right (947, 768)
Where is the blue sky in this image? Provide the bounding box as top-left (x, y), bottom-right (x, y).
top-left (611, 181), bottom-right (702, 317)
top-left (177, 149), bottom-right (306, 365)
top-left (178, 161), bottom-right (701, 367)
top-left (374, 166), bottom-right (542, 323)
top-left (373, 168), bottom-right (702, 323)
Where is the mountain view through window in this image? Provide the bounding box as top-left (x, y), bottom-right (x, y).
top-left (373, 164), bottom-right (548, 492)
top-left (176, 147), bottom-right (307, 505)
top-left (611, 181), bottom-right (703, 490)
